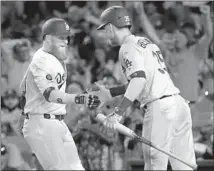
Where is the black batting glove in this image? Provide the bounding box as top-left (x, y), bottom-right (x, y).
top-left (75, 94), bottom-right (101, 109)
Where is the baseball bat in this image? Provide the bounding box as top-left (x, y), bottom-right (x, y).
top-left (96, 114), bottom-right (197, 170)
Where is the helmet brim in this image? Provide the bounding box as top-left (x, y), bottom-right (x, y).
top-left (97, 23), bottom-right (108, 30)
top-left (55, 30), bottom-right (73, 37)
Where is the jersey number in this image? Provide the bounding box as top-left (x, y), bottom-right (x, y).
top-left (152, 51), bottom-right (168, 74)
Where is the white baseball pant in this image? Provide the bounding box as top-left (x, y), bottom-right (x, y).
top-left (142, 95), bottom-right (196, 170)
top-left (22, 114), bottom-right (84, 170)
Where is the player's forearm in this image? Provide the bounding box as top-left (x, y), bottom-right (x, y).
top-left (115, 78), bottom-right (146, 115)
top-left (48, 89), bottom-right (75, 104)
top-left (44, 88), bottom-right (83, 105)
top-left (109, 82), bottom-right (129, 97)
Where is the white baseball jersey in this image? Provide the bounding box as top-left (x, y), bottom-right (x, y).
top-left (20, 48), bottom-right (67, 115)
top-left (119, 35), bottom-right (180, 106)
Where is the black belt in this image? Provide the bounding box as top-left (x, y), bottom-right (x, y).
top-left (159, 94), bottom-right (176, 100)
top-left (26, 113), bottom-right (65, 121)
top-left (143, 94), bottom-right (179, 110)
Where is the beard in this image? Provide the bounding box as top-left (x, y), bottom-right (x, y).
top-left (108, 39), bottom-right (118, 47)
top-left (52, 45), bottom-right (68, 61)
top-left (58, 46), bottom-right (68, 60)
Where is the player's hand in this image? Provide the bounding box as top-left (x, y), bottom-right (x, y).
top-left (200, 5), bottom-right (210, 15)
top-left (103, 112), bottom-right (122, 130)
top-left (75, 94), bottom-right (101, 109)
top-left (86, 82), bottom-right (112, 108)
top-left (95, 82), bottom-right (112, 98)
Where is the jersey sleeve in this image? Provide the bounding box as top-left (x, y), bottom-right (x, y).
top-left (120, 44), bottom-right (146, 80)
top-left (30, 57), bottom-right (58, 94)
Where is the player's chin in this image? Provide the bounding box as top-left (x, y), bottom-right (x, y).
top-left (59, 55), bottom-right (68, 61)
top-left (108, 40), bottom-right (118, 47)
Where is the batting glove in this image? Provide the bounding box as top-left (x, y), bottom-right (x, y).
top-left (103, 110), bottom-right (123, 130)
top-left (75, 94), bottom-right (101, 109)
top-left (85, 82), bottom-right (112, 109)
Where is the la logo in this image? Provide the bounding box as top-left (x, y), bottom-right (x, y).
top-left (124, 16), bottom-right (130, 24)
top-left (65, 23), bottom-right (70, 31)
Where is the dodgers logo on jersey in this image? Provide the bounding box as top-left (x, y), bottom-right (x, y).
top-left (124, 58), bottom-right (132, 69)
top-left (55, 73), bottom-right (66, 89)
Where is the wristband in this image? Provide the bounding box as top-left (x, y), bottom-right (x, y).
top-left (109, 85), bottom-right (126, 97)
top-left (75, 95), bottom-right (85, 104)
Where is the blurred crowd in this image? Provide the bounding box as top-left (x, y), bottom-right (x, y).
top-left (1, 1), bottom-right (214, 170)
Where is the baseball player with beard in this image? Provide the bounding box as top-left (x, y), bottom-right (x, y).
top-left (94, 6), bottom-right (197, 170)
top-left (19, 18), bottom-right (101, 170)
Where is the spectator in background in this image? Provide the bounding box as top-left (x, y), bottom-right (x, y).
top-left (1, 90), bottom-right (21, 113)
top-left (133, 2), bottom-right (169, 57)
top-left (144, 1), bottom-right (164, 33)
top-left (167, 4), bottom-right (213, 104)
top-left (193, 124), bottom-right (214, 160)
top-left (87, 1), bottom-right (108, 18)
top-left (1, 48), bottom-right (9, 95)
top-left (105, 46), bottom-right (127, 84)
top-left (167, 2), bottom-right (190, 27)
top-left (1, 143), bottom-right (18, 171)
top-left (65, 81), bottom-right (87, 131)
top-left (90, 48), bottom-right (108, 82)
top-left (123, 101), bottom-right (144, 166)
top-left (102, 74), bottom-right (118, 87)
top-left (1, 39), bottom-right (32, 95)
top-left (1, 143), bottom-right (32, 170)
top-left (1, 89), bottom-right (22, 137)
top-left (28, 25), bottom-right (42, 55)
top-left (199, 55), bottom-right (214, 101)
top-left (68, 59), bottom-right (92, 88)
top-left (1, 1), bottom-right (28, 39)
top-left (75, 19), bottom-right (96, 64)
top-left (67, 2), bottom-right (101, 29)
top-left (125, 123), bottom-right (144, 159)
top-left (66, 81), bottom-right (85, 94)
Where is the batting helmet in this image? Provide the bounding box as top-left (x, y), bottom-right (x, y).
top-left (97, 6), bottom-right (132, 30)
top-left (42, 18), bottom-right (71, 38)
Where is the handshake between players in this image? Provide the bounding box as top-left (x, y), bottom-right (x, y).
top-left (87, 81), bottom-right (124, 130)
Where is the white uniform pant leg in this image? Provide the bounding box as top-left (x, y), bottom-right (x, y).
top-left (142, 98), bottom-right (174, 170)
top-left (22, 115), bottom-right (72, 170)
top-left (60, 121), bottom-right (85, 170)
top-left (169, 96), bottom-right (197, 170)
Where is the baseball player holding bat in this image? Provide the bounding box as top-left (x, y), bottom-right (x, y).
top-left (94, 6), bottom-right (197, 170)
top-left (18, 18), bottom-right (101, 170)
